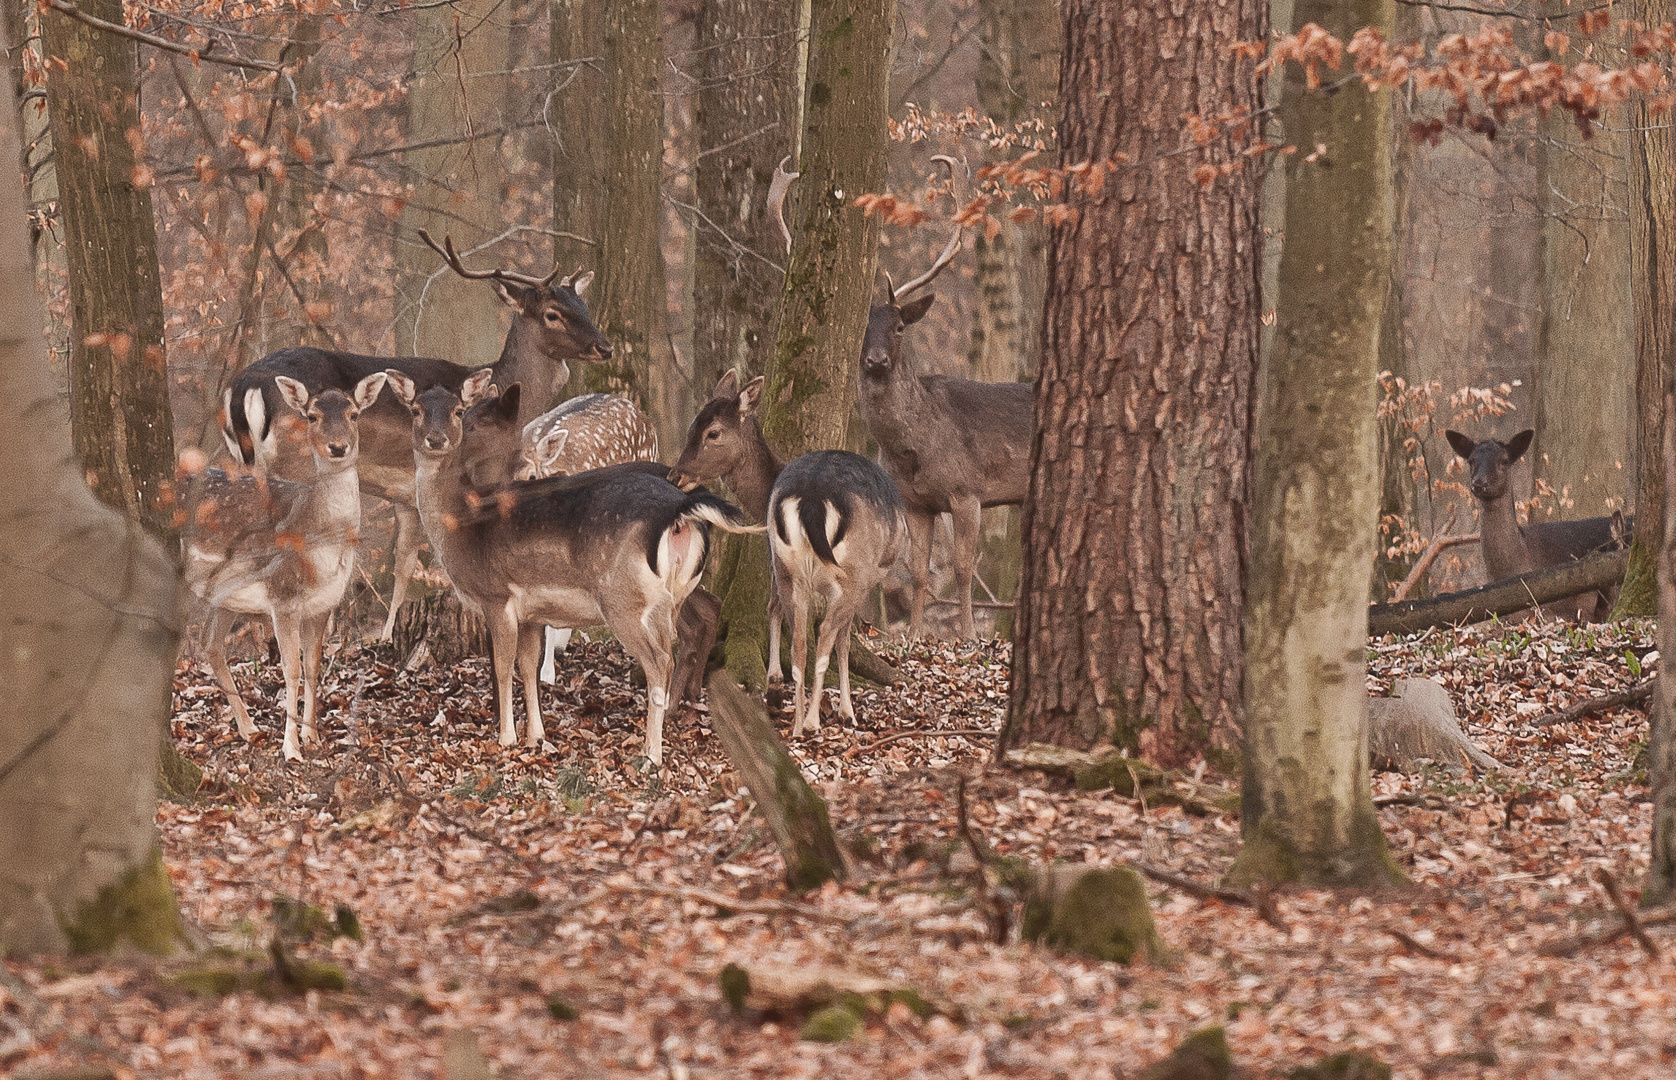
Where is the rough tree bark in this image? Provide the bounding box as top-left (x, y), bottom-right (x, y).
top-left (1647, 388), bottom-right (1676, 907)
top-left (1229, 0), bottom-right (1401, 889)
top-left (999, 0), bottom-right (1264, 765)
top-left (0, 32), bottom-right (184, 955)
top-left (269, 13), bottom-right (334, 351)
top-left (398, 0), bottom-right (510, 369)
top-left (719, 0), bottom-right (897, 686)
top-left (1618, 0), bottom-right (1676, 618)
top-left (551, 0), bottom-right (683, 451)
top-left (39, 0), bottom-right (177, 544)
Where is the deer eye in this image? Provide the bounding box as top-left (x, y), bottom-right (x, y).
top-left (453, 407), bottom-right (465, 419)
top-left (348, 411), bottom-right (359, 422)
top-left (544, 310), bottom-right (562, 325)
top-left (308, 413), bottom-right (322, 424)
top-left (706, 429), bottom-right (720, 441)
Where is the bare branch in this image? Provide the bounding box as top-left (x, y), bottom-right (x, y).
top-left (41, 0), bottom-right (283, 73)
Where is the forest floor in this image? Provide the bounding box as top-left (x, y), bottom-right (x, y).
top-left (2, 618), bottom-right (1672, 1079)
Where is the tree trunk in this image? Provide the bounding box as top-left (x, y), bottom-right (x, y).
top-left (551, 0), bottom-right (605, 277)
top-left (691, 0), bottom-right (802, 395)
top-left (999, 0), bottom-right (1264, 766)
top-left (397, 0), bottom-right (511, 369)
top-left (1229, 0), bottom-right (1401, 889)
top-left (721, 0), bottom-right (897, 685)
top-left (1646, 388), bottom-right (1676, 906)
top-left (1619, 0), bottom-right (1676, 618)
top-left (268, 13), bottom-right (334, 351)
top-left (1532, 102), bottom-right (1634, 523)
top-left (0, 35), bottom-right (184, 955)
top-left (39, 0), bottom-right (177, 545)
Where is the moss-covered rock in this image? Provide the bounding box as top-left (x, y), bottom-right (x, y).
top-left (719, 962), bottom-right (751, 1015)
top-left (801, 1004), bottom-right (862, 1042)
top-left (61, 849), bottom-right (186, 955)
top-left (1022, 865), bottom-right (1165, 965)
top-left (1138, 1025), bottom-right (1234, 1080)
top-left (1611, 538), bottom-right (1655, 619)
top-left (156, 740), bottom-right (202, 804)
top-left (1290, 1049), bottom-right (1392, 1080)
top-left (271, 894), bottom-right (363, 943)
top-left (546, 993), bottom-right (580, 1021)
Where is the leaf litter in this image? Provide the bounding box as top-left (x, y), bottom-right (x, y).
top-left (3, 620), bottom-right (1673, 1079)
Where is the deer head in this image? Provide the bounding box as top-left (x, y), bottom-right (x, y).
top-left (671, 369), bottom-right (767, 488)
top-left (1446, 428), bottom-right (1533, 503)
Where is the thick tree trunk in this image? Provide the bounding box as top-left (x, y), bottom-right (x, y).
top-left (1619, 0), bottom-right (1676, 618)
top-left (398, 0), bottom-right (511, 369)
top-left (551, 0), bottom-right (605, 278)
top-left (691, 0), bottom-right (802, 395)
top-left (721, 0), bottom-right (896, 686)
top-left (40, 0), bottom-right (177, 545)
top-left (999, 0), bottom-right (1264, 765)
top-left (1646, 389), bottom-right (1676, 907)
top-left (1532, 104), bottom-right (1634, 523)
top-left (0, 36), bottom-right (184, 955)
top-left (1230, 0), bottom-right (1400, 889)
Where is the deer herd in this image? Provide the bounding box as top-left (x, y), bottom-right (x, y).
top-left (184, 179), bottom-right (1629, 768)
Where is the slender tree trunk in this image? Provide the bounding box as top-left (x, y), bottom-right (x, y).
top-left (1229, 0), bottom-right (1401, 889)
top-left (551, 0), bottom-right (605, 280)
top-left (398, 0), bottom-right (511, 368)
top-left (999, 0), bottom-right (1264, 766)
top-left (1618, 0), bottom-right (1675, 618)
top-left (691, 0), bottom-right (802, 396)
top-left (0, 30), bottom-right (183, 956)
top-left (1647, 388), bottom-right (1676, 906)
top-left (721, 0), bottom-right (896, 685)
top-left (1532, 101), bottom-right (1634, 522)
top-left (269, 13), bottom-right (334, 351)
top-left (39, 0), bottom-right (177, 545)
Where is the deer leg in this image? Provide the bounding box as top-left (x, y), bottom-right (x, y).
top-left (275, 615), bottom-right (306, 762)
top-left (486, 606), bottom-right (522, 747)
top-left (835, 599), bottom-right (858, 722)
top-left (950, 495), bottom-right (983, 640)
top-left (298, 611), bottom-right (329, 749)
top-left (789, 577), bottom-right (811, 738)
top-left (605, 599), bottom-right (676, 767)
top-left (539, 625), bottom-right (572, 684)
top-left (766, 567), bottom-right (785, 684)
top-left (904, 510), bottom-right (935, 640)
top-left (804, 583), bottom-right (853, 734)
top-left (672, 588), bottom-right (720, 705)
top-left (516, 622), bottom-right (546, 746)
top-left (205, 607), bottom-right (257, 739)
top-left (380, 504), bottom-right (423, 641)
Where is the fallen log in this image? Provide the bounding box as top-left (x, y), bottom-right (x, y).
top-left (1367, 549), bottom-right (1628, 636)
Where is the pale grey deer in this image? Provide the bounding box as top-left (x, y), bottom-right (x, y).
top-left (187, 372), bottom-right (387, 761)
top-left (221, 230), bottom-right (611, 640)
top-left (388, 368), bottom-right (758, 765)
top-left (672, 370), bottom-right (906, 734)
top-left (1445, 428), bottom-right (1631, 621)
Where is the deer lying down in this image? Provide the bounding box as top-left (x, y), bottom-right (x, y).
top-left (388, 368), bottom-right (759, 766)
top-left (186, 372), bottom-right (387, 761)
top-left (1446, 428), bottom-right (1633, 621)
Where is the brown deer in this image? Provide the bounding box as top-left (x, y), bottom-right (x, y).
top-left (186, 372), bottom-right (387, 761)
top-left (1445, 429), bottom-right (1632, 620)
top-left (220, 231), bottom-right (611, 641)
top-left (673, 370), bottom-right (906, 733)
top-left (387, 369), bottom-right (758, 766)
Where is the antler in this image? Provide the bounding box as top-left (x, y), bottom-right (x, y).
top-left (417, 229), bottom-right (564, 289)
top-left (767, 155), bottom-right (800, 255)
top-left (889, 154), bottom-right (967, 303)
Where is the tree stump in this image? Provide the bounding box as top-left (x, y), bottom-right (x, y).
top-left (391, 587), bottom-right (488, 670)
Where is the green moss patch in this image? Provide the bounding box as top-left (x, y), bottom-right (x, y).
top-left (1290, 1050), bottom-right (1393, 1080)
top-left (1138, 1025), bottom-right (1234, 1080)
top-left (801, 1005), bottom-right (862, 1042)
top-left (1022, 865), bottom-right (1166, 966)
top-left (61, 850), bottom-right (186, 956)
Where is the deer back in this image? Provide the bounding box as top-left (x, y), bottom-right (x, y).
top-left (769, 450), bottom-right (906, 573)
top-left (518, 393), bottom-right (660, 481)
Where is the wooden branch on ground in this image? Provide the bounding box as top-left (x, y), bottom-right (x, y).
top-left (706, 672), bottom-right (848, 891)
top-left (1385, 927), bottom-right (1458, 962)
top-left (1598, 868), bottom-right (1660, 958)
top-left (1367, 549), bottom-right (1629, 636)
top-left (1535, 677), bottom-right (1655, 728)
top-left (841, 728), bottom-right (996, 760)
top-left (1391, 519), bottom-right (1477, 602)
top-left (1536, 907), bottom-right (1676, 957)
top-left (1131, 861), bottom-right (1287, 930)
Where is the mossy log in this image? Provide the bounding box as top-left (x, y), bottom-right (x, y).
top-left (1367, 549), bottom-right (1628, 635)
top-left (705, 672), bottom-right (847, 891)
top-left (1004, 743), bottom-right (1240, 816)
top-left (1138, 1026), bottom-right (1234, 1080)
top-left (1022, 864), bottom-right (1166, 965)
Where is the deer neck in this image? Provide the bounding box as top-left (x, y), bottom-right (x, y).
top-left (413, 452), bottom-right (473, 553)
top-left (860, 364), bottom-right (927, 451)
top-left (726, 420), bottom-right (783, 523)
top-left (495, 320), bottom-right (570, 422)
top-left (1475, 488), bottom-right (1533, 579)
top-left (298, 456), bottom-right (364, 541)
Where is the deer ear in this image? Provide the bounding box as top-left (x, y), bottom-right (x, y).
top-left (713, 369), bottom-right (740, 400)
top-left (274, 376), bottom-right (311, 415)
top-left (739, 376), bottom-right (766, 417)
top-left (1505, 429), bottom-right (1534, 463)
top-left (353, 372), bottom-right (388, 409)
top-left (569, 270), bottom-right (594, 297)
top-left (492, 279), bottom-right (524, 310)
top-left (535, 428), bottom-right (570, 469)
top-left (384, 370), bottom-right (418, 406)
top-left (497, 383), bottom-right (522, 419)
top-left (461, 367), bottom-right (496, 406)
top-left (1444, 430), bottom-right (1476, 461)
top-left (898, 292), bottom-right (936, 325)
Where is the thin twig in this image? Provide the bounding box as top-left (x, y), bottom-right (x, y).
top-left (1597, 867), bottom-right (1660, 959)
top-left (841, 728), bottom-right (995, 760)
top-left (1385, 927), bottom-right (1458, 962)
top-left (41, 0), bottom-right (283, 73)
top-left (1392, 518), bottom-right (1476, 602)
top-left (1535, 678), bottom-right (1655, 728)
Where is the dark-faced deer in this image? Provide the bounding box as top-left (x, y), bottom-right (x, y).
top-left (1445, 429), bottom-right (1632, 621)
top-left (673, 370), bottom-right (906, 732)
top-left (220, 230), bottom-right (611, 641)
top-left (387, 369), bottom-right (758, 766)
top-left (186, 372), bottom-right (388, 761)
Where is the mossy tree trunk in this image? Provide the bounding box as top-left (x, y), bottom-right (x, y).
top-left (721, 0), bottom-right (896, 686)
top-left (552, 0), bottom-right (683, 450)
top-left (0, 40), bottom-right (184, 954)
top-left (1619, 0), bottom-right (1676, 619)
top-left (1643, 387), bottom-right (1676, 906)
top-left (1229, 0), bottom-right (1401, 889)
top-left (1000, 0), bottom-right (1265, 765)
top-left (40, 0), bottom-right (177, 546)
